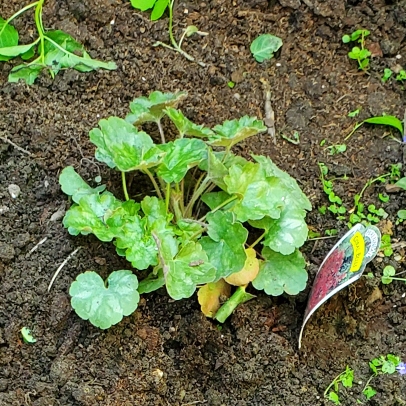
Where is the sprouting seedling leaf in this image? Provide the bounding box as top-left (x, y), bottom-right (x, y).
top-left (198, 279), bottom-right (231, 318)
top-left (209, 116), bottom-right (266, 148)
top-left (125, 91), bottom-right (188, 125)
top-left (59, 166), bottom-right (106, 203)
top-left (224, 247), bottom-right (259, 286)
top-left (89, 116), bottom-right (163, 172)
top-left (381, 265), bottom-right (396, 284)
top-left (69, 270), bottom-right (140, 329)
top-left (20, 327), bottom-right (36, 343)
top-left (250, 34), bottom-right (283, 63)
top-left (164, 107), bottom-right (214, 138)
top-left (363, 116), bottom-right (403, 135)
top-left (253, 247), bottom-right (307, 296)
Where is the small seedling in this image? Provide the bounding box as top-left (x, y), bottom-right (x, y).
top-left (325, 228), bottom-right (338, 236)
top-left (396, 70), bottom-right (406, 82)
top-left (378, 193), bottom-right (389, 203)
top-left (131, 0), bottom-right (207, 66)
top-left (326, 144), bottom-right (347, 155)
top-left (320, 139), bottom-right (326, 146)
top-left (0, 0), bottom-right (116, 84)
top-left (281, 131), bottom-right (300, 145)
top-left (381, 265), bottom-right (406, 285)
top-left (227, 81), bottom-right (235, 89)
top-left (382, 68), bottom-right (393, 83)
top-left (324, 366), bottom-right (354, 405)
top-left (380, 235), bottom-right (393, 257)
top-left (60, 90), bottom-right (311, 329)
top-left (348, 109), bottom-right (361, 117)
top-left (361, 354), bottom-right (401, 400)
top-left (20, 327), bottom-right (36, 343)
top-left (342, 29), bottom-right (371, 71)
top-left (318, 163), bottom-right (347, 220)
top-left (250, 34), bottom-right (283, 63)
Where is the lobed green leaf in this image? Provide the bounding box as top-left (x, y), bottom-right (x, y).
top-left (70, 270), bottom-right (139, 329)
top-left (250, 34), bottom-right (283, 63)
top-left (165, 107), bottom-right (214, 138)
top-left (125, 91), bottom-right (188, 125)
top-left (208, 116), bottom-right (266, 148)
top-left (90, 116), bottom-right (163, 171)
top-left (252, 247), bottom-right (307, 296)
top-left (199, 211), bottom-right (248, 279)
top-left (156, 138), bottom-right (207, 183)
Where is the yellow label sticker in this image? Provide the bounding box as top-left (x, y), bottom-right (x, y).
top-left (350, 231), bottom-right (365, 272)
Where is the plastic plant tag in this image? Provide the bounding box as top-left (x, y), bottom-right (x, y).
top-left (298, 224), bottom-right (381, 348)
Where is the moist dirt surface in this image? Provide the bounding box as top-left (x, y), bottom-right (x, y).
top-left (1, 0), bottom-right (406, 405)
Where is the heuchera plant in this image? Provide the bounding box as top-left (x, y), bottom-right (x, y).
top-left (59, 91), bottom-right (311, 329)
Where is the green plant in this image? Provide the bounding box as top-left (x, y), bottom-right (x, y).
top-left (130, 0), bottom-right (169, 20)
top-left (60, 90), bottom-right (311, 329)
top-left (281, 131), bottom-right (300, 144)
top-left (0, 0), bottom-right (116, 84)
top-left (131, 0), bottom-right (206, 65)
top-left (342, 29), bottom-right (371, 71)
top-left (250, 34), bottom-right (283, 63)
top-left (348, 174), bottom-right (389, 228)
top-left (345, 114), bottom-right (405, 143)
top-left (362, 355), bottom-right (401, 399)
top-left (396, 70), bottom-right (406, 82)
top-left (380, 235), bottom-right (393, 257)
top-left (326, 144), bottom-right (347, 155)
top-left (324, 366), bottom-right (354, 404)
top-left (382, 68), bottom-right (393, 83)
top-left (20, 327), bottom-right (36, 343)
top-left (227, 81), bottom-right (235, 89)
top-left (381, 265), bottom-right (406, 284)
top-left (318, 163), bottom-right (347, 220)
top-left (348, 108), bottom-right (361, 118)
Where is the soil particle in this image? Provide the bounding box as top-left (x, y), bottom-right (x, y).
top-left (0, 242), bottom-right (15, 262)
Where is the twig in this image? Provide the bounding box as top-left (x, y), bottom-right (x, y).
top-left (0, 135), bottom-right (32, 156)
top-left (48, 247), bottom-right (81, 292)
top-left (259, 78), bottom-right (275, 143)
top-left (29, 236), bottom-right (48, 254)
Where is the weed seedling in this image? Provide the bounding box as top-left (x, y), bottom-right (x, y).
top-left (318, 162), bottom-right (347, 220)
top-left (281, 131), bottom-right (300, 145)
top-left (131, 0), bottom-right (207, 66)
top-left (324, 366), bottom-right (354, 405)
top-left (361, 355), bottom-right (401, 400)
top-left (20, 327), bottom-right (36, 343)
top-left (0, 0), bottom-right (116, 84)
top-left (250, 34), bottom-right (283, 63)
top-left (382, 68), bottom-right (393, 83)
top-left (396, 70), bottom-right (406, 82)
top-left (326, 144), bottom-right (347, 155)
top-left (380, 234), bottom-right (393, 257)
top-left (348, 108), bottom-right (361, 118)
top-left (342, 29), bottom-right (371, 71)
top-left (60, 90), bottom-right (311, 329)
top-left (381, 265), bottom-right (406, 284)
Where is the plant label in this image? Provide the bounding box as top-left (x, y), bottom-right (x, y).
top-left (298, 224), bottom-right (381, 348)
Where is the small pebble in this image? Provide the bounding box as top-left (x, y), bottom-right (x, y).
top-left (8, 184), bottom-right (21, 199)
top-left (0, 206), bottom-right (9, 215)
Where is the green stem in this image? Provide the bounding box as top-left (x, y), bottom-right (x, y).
top-left (199, 195), bottom-right (238, 222)
top-left (361, 374), bottom-right (376, 395)
top-left (358, 173), bottom-right (390, 201)
top-left (249, 231), bottom-right (266, 249)
top-left (389, 277), bottom-right (406, 282)
top-left (157, 119), bottom-right (166, 144)
top-left (121, 172), bottom-right (129, 201)
top-left (344, 122), bottom-right (364, 141)
top-left (143, 168), bottom-right (163, 200)
top-left (184, 175), bottom-right (211, 217)
top-left (165, 182), bottom-right (171, 212)
top-left (0, 1), bottom-right (39, 36)
top-left (168, 0), bottom-right (177, 49)
top-left (215, 285), bottom-right (255, 323)
top-left (34, 0), bottom-right (45, 65)
top-left (324, 371), bottom-right (345, 397)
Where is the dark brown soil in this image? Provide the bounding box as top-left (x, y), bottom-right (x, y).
top-left (1, 0), bottom-right (406, 405)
